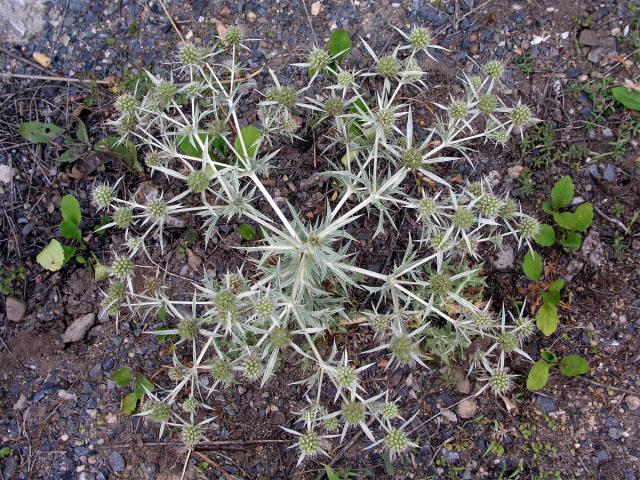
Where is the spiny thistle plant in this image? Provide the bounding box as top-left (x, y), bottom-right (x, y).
top-left (98, 26), bottom-right (539, 466)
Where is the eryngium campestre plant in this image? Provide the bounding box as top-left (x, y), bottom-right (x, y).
top-left (97, 27), bottom-right (539, 464)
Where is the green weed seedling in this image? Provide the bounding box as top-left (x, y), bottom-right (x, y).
top-left (526, 350), bottom-right (589, 391)
top-left (536, 176), bottom-right (593, 252)
top-left (521, 249), bottom-right (564, 336)
top-left (110, 367), bottom-right (155, 415)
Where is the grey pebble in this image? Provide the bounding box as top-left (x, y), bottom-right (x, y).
top-left (108, 451), bottom-right (125, 472)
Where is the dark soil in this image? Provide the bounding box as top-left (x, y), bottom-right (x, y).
top-left (1, 1), bottom-right (640, 479)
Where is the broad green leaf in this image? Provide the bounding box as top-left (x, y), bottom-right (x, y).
top-left (61, 244), bottom-right (76, 264)
top-left (75, 117), bottom-right (90, 144)
top-left (534, 224), bottom-right (555, 247)
top-left (542, 202), bottom-right (555, 215)
top-left (18, 121), bottom-right (63, 144)
top-left (59, 220), bottom-right (82, 241)
top-left (324, 465), bottom-right (339, 480)
top-left (60, 194), bottom-right (81, 225)
top-left (527, 360), bottom-right (550, 391)
top-left (75, 255), bottom-right (86, 264)
top-left (550, 176), bottom-right (574, 209)
top-left (536, 303), bottom-right (559, 336)
top-left (111, 367), bottom-right (133, 386)
top-left (558, 231), bottom-right (582, 252)
top-left (158, 305), bottom-right (167, 323)
top-left (233, 125), bottom-right (261, 159)
top-left (547, 279), bottom-right (565, 294)
top-left (611, 86), bottom-right (640, 111)
top-left (522, 250), bottom-right (543, 282)
top-left (96, 136), bottom-right (142, 173)
top-left (559, 355), bottom-right (589, 377)
top-left (540, 350), bottom-right (558, 363)
top-left (327, 28), bottom-right (352, 63)
top-left (179, 133), bottom-right (209, 158)
top-left (542, 290), bottom-right (561, 306)
top-left (56, 146), bottom-right (83, 166)
top-left (553, 203), bottom-right (593, 232)
top-left (238, 223), bottom-right (256, 240)
top-left (120, 392), bottom-right (138, 416)
top-left (0, 447), bottom-right (11, 458)
top-left (134, 375), bottom-right (155, 397)
top-left (36, 239), bottom-right (65, 272)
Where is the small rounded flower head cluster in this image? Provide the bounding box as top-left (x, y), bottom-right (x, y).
top-left (380, 402), bottom-right (398, 421)
top-left (377, 56), bottom-right (399, 78)
top-left (498, 331), bottom-right (518, 353)
top-left (178, 319), bottom-right (199, 341)
top-left (154, 80), bottom-right (178, 106)
top-left (478, 94), bottom-right (497, 115)
top-left (111, 256), bottom-right (134, 279)
top-left (449, 100), bottom-right (469, 120)
top-left (489, 368), bottom-right (514, 395)
top-left (499, 199), bottom-right (518, 220)
top-left (215, 290), bottom-right (235, 314)
top-left (472, 310), bottom-right (494, 331)
top-left (211, 358), bottom-right (235, 388)
top-left (115, 94), bottom-right (137, 115)
top-left (335, 366), bottom-right (357, 388)
top-left (270, 326), bottom-right (292, 349)
top-left (342, 401), bottom-right (365, 425)
top-left (484, 60), bottom-right (505, 79)
top-left (418, 197), bottom-right (437, 218)
top-left (144, 151), bottom-right (164, 168)
top-left (182, 397), bottom-right (199, 413)
top-left (179, 43), bottom-right (206, 66)
top-left (181, 424), bottom-right (202, 447)
top-left (255, 298), bottom-right (274, 319)
top-left (390, 335), bottom-right (413, 365)
top-left (223, 26), bottom-right (243, 47)
top-left (324, 97), bottom-right (344, 117)
top-left (429, 273), bottom-right (452, 297)
top-left (146, 199), bottom-right (167, 221)
top-left (266, 86), bottom-right (298, 109)
top-left (401, 147), bottom-right (422, 170)
top-left (385, 428), bottom-right (408, 453)
top-left (323, 416), bottom-right (339, 432)
top-left (148, 401), bottom-right (171, 423)
top-left (308, 48), bottom-right (331, 72)
top-left (409, 27), bottom-right (431, 50)
top-left (374, 109), bottom-right (394, 133)
top-left (511, 104), bottom-right (532, 126)
top-left (515, 316), bottom-right (535, 339)
top-left (92, 184), bottom-right (113, 210)
top-left (369, 314), bottom-right (390, 334)
top-left (519, 216), bottom-right (540, 239)
top-left (299, 431), bottom-right (321, 458)
top-left (102, 282), bottom-right (126, 315)
top-left (168, 365), bottom-right (187, 382)
top-left (477, 194), bottom-right (501, 217)
top-left (243, 355), bottom-right (262, 380)
top-left (186, 170), bottom-right (209, 194)
top-left (336, 70), bottom-right (353, 88)
top-left (452, 207), bottom-right (474, 230)
top-left (113, 208), bottom-right (133, 229)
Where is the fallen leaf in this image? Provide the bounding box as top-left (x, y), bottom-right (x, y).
top-left (33, 52), bottom-right (52, 68)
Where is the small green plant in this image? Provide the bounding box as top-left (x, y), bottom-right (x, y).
top-left (36, 195), bottom-right (87, 272)
top-left (517, 169), bottom-right (536, 197)
top-left (611, 84), bottom-right (640, 111)
top-left (535, 176), bottom-right (593, 252)
top-left (111, 367), bottom-right (155, 415)
top-left (0, 265), bottom-right (26, 296)
top-left (526, 351), bottom-right (589, 391)
top-left (19, 117), bottom-right (92, 166)
top-left (515, 54), bottom-right (534, 77)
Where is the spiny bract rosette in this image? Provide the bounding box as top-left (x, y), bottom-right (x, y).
top-left (98, 26), bottom-right (539, 464)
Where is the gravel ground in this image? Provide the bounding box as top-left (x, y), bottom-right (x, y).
top-left (1, 0), bottom-right (640, 479)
